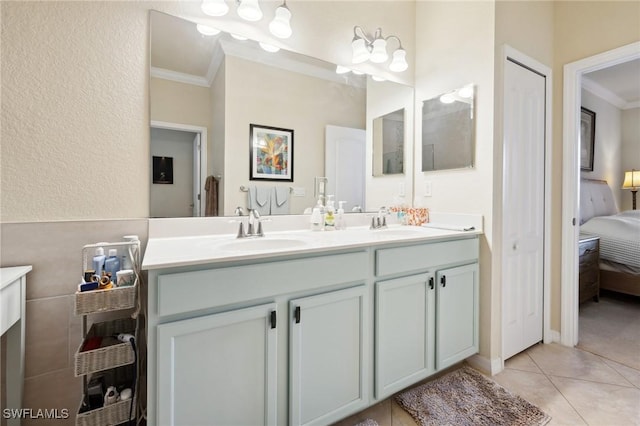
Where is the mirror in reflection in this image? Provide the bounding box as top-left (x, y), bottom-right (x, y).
top-left (421, 84), bottom-right (475, 172)
top-left (150, 11), bottom-right (414, 218)
top-left (372, 108), bottom-right (405, 176)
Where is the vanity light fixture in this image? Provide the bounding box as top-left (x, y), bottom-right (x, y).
top-left (230, 33), bottom-right (248, 41)
top-left (439, 84), bottom-right (475, 104)
top-left (335, 65), bottom-right (351, 75)
top-left (351, 26), bottom-right (408, 72)
top-left (371, 75), bottom-right (386, 82)
top-left (259, 42), bottom-right (280, 53)
top-left (201, 0), bottom-right (292, 38)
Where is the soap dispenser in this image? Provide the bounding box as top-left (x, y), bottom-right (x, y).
top-left (336, 201), bottom-right (347, 230)
top-left (310, 198), bottom-right (324, 231)
top-left (324, 195), bottom-right (336, 231)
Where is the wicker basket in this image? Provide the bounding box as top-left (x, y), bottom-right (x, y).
top-left (76, 396), bottom-right (136, 426)
top-left (75, 281), bottom-right (137, 315)
top-left (75, 318), bottom-right (136, 377)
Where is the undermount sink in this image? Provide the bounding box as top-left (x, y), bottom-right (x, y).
top-left (219, 238), bottom-right (309, 252)
top-left (373, 227), bottom-right (427, 236)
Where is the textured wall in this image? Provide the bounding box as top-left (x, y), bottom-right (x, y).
top-left (1, 2), bottom-right (150, 222)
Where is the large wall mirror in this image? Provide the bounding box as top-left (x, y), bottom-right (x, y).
top-left (150, 10), bottom-right (414, 217)
top-left (421, 84), bottom-right (475, 172)
top-left (372, 108), bottom-right (405, 176)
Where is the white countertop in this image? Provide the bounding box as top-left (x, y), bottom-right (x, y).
top-left (0, 266), bottom-right (33, 290)
top-left (142, 225), bottom-right (482, 270)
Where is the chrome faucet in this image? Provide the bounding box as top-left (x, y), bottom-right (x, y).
top-left (370, 206), bottom-right (389, 230)
top-left (234, 206), bottom-right (245, 216)
top-left (237, 209), bottom-right (264, 238)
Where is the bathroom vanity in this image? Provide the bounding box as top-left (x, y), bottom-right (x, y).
top-left (143, 221), bottom-right (480, 426)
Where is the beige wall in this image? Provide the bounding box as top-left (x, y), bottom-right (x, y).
top-left (413, 0), bottom-right (497, 360)
top-left (621, 107), bottom-right (640, 212)
top-left (223, 55), bottom-right (365, 215)
top-left (580, 89), bottom-right (623, 208)
top-left (211, 60), bottom-right (227, 213)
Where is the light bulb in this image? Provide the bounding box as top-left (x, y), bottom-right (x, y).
top-left (196, 24), bottom-right (221, 36)
top-left (336, 65), bottom-right (351, 74)
top-left (259, 42), bottom-right (280, 53)
top-left (269, 4), bottom-right (292, 39)
top-left (458, 86), bottom-right (474, 99)
top-left (201, 0), bottom-right (229, 16)
top-left (369, 38), bottom-right (388, 63)
top-left (352, 38), bottom-right (370, 64)
top-left (389, 48), bottom-right (408, 72)
top-left (440, 93), bottom-right (455, 104)
top-left (371, 75), bottom-right (386, 82)
top-left (237, 0), bottom-right (263, 21)
top-left (230, 33), bottom-right (248, 41)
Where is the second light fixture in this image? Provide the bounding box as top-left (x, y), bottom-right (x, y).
top-left (351, 26), bottom-right (408, 72)
top-left (201, 0), bottom-right (292, 39)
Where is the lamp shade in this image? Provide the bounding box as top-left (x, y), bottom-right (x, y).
top-left (201, 0), bottom-right (229, 16)
top-left (269, 5), bottom-right (292, 39)
top-left (237, 0), bottom-right (263, 21)
top-left (352, 38), bottom-right (370, 64)
top-left (369, 38), bottom-right (388, 63)
top-left (389, 48), bottom-right (408, 72)
top-left (622, 170), bottom-right (640, 189)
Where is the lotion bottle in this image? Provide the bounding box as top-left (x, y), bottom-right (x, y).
top-left (324, 196), bottom-right (336, 231)
top-left (310, 199), bottom-right (324, 231)
top-left (92, 247), bottom-right (106, 278)
top-left (104, 249), bottom-right (121, 284)
top-left (336, 201), bottom-right (346, 230)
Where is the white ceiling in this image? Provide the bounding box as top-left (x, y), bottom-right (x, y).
top-left (583, 58), bottom-right (640, 110)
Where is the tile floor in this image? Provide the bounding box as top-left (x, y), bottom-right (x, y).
top-left (334, 343), bottom-right (640, 426)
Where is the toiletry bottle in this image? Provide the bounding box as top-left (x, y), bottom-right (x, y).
top-left (336, 201), bottom-right (347, 230)
top-left (324, 196), bottom-right (336, 231)
top-left (92, 247), bottom-right (106, 278)
top-left (310, 199), bottom-right (323, 231)
top-left (104, 249), bottom-right (121, 284)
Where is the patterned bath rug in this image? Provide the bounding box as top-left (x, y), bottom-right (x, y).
top-left (353, 419), bottom-right (378, 426)
top-left (395, 366), bottom-right (551, 426)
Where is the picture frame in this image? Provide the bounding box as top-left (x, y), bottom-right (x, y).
top-left (249, 124), bottom-right (294, 181)
top-left (580, 107), bottom-right (596, 172)
top-left (152, 156), bottom-right (173, 184)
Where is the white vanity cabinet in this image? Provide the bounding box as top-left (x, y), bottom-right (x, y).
top-left (289, 286), bottom-right (369, 426)
top-left (374, 238), bottom-right (479, 399)
top-left (157, 303), bottom-right (278, 426)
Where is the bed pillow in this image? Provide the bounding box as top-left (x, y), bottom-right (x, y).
top-left (580, 180), bottom-right (619, 224)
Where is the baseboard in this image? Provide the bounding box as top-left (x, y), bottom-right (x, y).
top-left (467, 354), bottom-right (503, 376)
top-left (545, 329), bottom-right (561, 344)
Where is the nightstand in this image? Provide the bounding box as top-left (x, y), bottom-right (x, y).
top-left (579, 235), bottom-right (600, 304)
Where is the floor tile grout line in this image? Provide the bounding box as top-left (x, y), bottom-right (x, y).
top-left (576, 345), bottom-right (640, 388)
top-left (526, 351), bottom-right (591, 426)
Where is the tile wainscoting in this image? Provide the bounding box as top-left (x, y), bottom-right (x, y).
top-left (0, 219), bottom-right (148, 426)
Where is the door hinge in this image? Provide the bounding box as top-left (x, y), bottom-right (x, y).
top-left (294, 306), bottom-right (301, 324)
top-left (270, 310), bottom-right (277, 329)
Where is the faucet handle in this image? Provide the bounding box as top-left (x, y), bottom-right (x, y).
top-left (236, 221), bottom-right (246, 238)
top-left (370, 216), bottom-right (377, 230)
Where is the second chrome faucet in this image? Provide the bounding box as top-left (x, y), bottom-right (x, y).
top-left (236, 209), bottom-right (264, 238)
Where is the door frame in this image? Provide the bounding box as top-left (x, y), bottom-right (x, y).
top-left (151, 120), bottom-right (208, 217)
top-left (500, 45), bottom-right (553, 365)
top-left (560, 41), bottom-right (640, 346)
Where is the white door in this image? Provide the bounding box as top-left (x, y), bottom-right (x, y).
top-left (502, 58), bottom-right (546, 360)
top-left (325, 125), bottom-right (366, 212)
top-left (192, 132), bottom-right (202, 216)
top-left (157, 303), bottom-right (278, 426)
top-left (289, 286), bottom-right (369, 426)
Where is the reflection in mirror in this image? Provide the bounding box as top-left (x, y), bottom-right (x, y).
top-left (421, 84), bottom-right (475, 172)
top-left (372, 108), bottom-right (404, 176)
top-left (150, 10), bottom-right (414, 217)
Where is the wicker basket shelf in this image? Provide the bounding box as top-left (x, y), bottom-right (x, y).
top-left (76, 395), bottom-right (136, 426)
top-left (74, 318), bottom-right (136, 377)
top-left (74, 281), bottom-right (137, 316)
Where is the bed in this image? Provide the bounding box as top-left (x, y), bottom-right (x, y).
top-left (579, 179), bottom-right (640, 296)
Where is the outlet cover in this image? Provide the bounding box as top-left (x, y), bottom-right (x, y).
top-left (292, 187), bottom-right (306, 197)
top-left (424, 181), bottom-right (432, 197)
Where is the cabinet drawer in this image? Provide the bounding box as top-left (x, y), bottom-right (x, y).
top-left (579, 239), bottom-right (598, 257)
top-left (376, 238), bottom-right (478, 277)
top-left (579, 268), bottom-right (599, 287)
top-left (157, 251), bottom-right (368, 317)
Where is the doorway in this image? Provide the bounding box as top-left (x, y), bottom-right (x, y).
top-left (560, 41), bottom-right (640, 346)
top-left (500, 46), bottom-right (553, 363)
top-left (150, 121), bottom-right (208, 218)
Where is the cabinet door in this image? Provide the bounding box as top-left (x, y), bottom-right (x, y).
top-left (375, 273), bottom-right (435, 399)
top-left (157, 303), bottom-right (278, 426)
top-left (436, 263), bottom-right (479, 370)
top-left (290, 286), bottom-right (369, 426)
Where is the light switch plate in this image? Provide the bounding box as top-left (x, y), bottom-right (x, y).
top-left (292, 187), bottom-right (306, 197)
top-left (424, 181), bottom-right (432, 197)
top-left (399, 182), bottom-right (405, 197)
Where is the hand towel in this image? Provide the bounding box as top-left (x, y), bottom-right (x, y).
top-left (204, 175), bottom-right (218, 216)
top-left (248, 186), bottom-right (271, 215)
top-left (271, 186), bottom-right (290, 215)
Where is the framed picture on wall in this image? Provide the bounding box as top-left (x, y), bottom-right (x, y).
top-left (249, 124), bottom-right (294, 181)
top-left (580, 107), bottom-right (596, 171)
top-left (152, 156), bottom-right (173, 184)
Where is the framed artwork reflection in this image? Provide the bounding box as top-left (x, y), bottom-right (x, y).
top-left (249, 124), bottom-right (294, 182)
top-left (153, 156), bottom-right (173, 184)
top-left (580, 107), bottom-right (596, 171)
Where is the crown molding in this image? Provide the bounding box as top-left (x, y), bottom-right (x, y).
top-left (150, 67), bottom-right (210, 88)
top-left (582, 76), bottom-right (634, 110)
